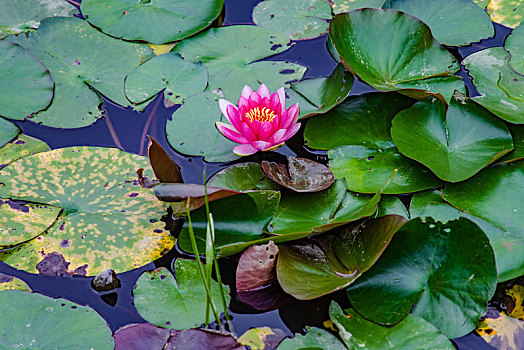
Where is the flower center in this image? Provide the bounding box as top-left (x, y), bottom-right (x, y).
top-left (244, 106), bottom-right (276, 123)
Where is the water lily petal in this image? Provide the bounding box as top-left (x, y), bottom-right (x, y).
top-left (241, 85), bottom-right (253, 99)
top-left (240, 122), bottom-right (258, 142)
top-left (276, 87), bottom-right (286, 109)
top-left (233, 143), bottom-right (258, 156)
top-left (262, 142), bottom-right (285, 152)
top-left (257, 84), bottom-right (271, 99)
top-left (281, 122), bottom-right (301, 142)
top-left (281, 103), bottom-right (299, 129)
top-left (268, 128), bottom-right (287, 144)
top-left (252, 140), bottom-right (272, 150)
top-left (258, 122), bottom-right (274, 141)
top-left (216, 122), bottom-right (249, 144)
top-left (249, 92), bottom-right (261, 108)
top-left (238, 97), bottom-right (249, 112)
top-left (226, 104), bottom-right (242, 131)
top-left (219, 99), bottom-right (235, 120)
top-left (270, 91), bottom-right (281, 111)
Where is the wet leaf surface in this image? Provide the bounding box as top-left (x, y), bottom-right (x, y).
top-left (276, 215), bottom-right (406, 300)
top-left (391, 92), bottom-right (513, 182)
top-left (329, 302), bottom-right (454, 349)
top-left (81, 0), bottom-right (224, 44)
top-left (373, 195), bottom-right (409, 218)
top-left (133, 261), bottom-right (230, 330)
top-left (262, 157), bottom-right (335, 192)
top-left (0, 147), bottom-right (175, 275)
top-left (277, 326), bottom-right (346, 349)
top-left (207, 163), bottom-right (282, 192)
top-left (0, 290), bottom-right (113, 349)
top-left (346, 217), bottom-right (497, 338)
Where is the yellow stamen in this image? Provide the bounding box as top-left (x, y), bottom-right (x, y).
top-left (244, 106), bottom-right (276, 123)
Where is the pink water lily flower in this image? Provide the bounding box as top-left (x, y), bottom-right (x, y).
top-left (216, 84), bottom-right (300, 156)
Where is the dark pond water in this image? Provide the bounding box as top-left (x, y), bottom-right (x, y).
top-left (1, 1), bottom-right (512, 348)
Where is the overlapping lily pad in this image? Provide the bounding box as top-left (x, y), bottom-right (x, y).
top-left (463, 47), bottom-right (524, 123)
top-left (497, 123), bottom-right (524, 164)
top-left (346, 217), bottom-right (497, 338)
top-left (277, 326), bottom-right (347, 350)
top-left (0, 273), bottom-right (30, 292)
top-left (81, 0), bottom-right (224, 44)
top-left (0, 147), bottom-right (175, 275)
top-left (174, 25), bottom-right (306, 99)
top-left (9, 17), bottom-right (153, 128)
top-left (485, 0), bottom-right (524, 28)
top-left (0, 134), bottom-right (51, 169)
top-left (0, 40), bottom-right (53, 120)
top-left (304, 92), bottom-right (442, 193)
top-left (329, 303), bottom-right (454, 350)
top-left (276, 215), bottom-right (406, 299)
top-left (332, 0), bottom-right (385, 14)
top-left (125, 52), bottom-right (208, 109)
top-left (133, 261), bottom-right (230, 330)
top-left (286, 64), bottom-right (354, 119)
top-left (374, 195), bottom-right (409, 218)
top-left (207, 163), bottom-right (282, 192)
top-left (329, 9), bottom-right (461, 101)
top-left (0, 118), bottom-right (18, 148)
top-left (252, 0), bottom-right (332, 41)
top-left (0, 290), bottom-right (113, 349)
top-left (391, 92), bottom-right (513, 182)
top-left (0, 0), bottom-right (77, 37)
top-left (477, 309), bottom-right (524, 349)
top-left (506, 23), bottom-right (524, 74)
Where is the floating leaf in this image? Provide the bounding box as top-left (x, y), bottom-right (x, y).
top-left (113, 323), bottom-right (170, 350)
top-left (166, 329), bottom-right (245, 349)
top-left (329, 302), bottom-right (454, 350)
top-left (391, 92), bottom-right (513, 182)
top-left (253, 0), bottom-right (332, 41)
top-left (276, 215), bottom-right (406, 300)
top-left (81, 0), bottom-right (223, 44)
top-left (332, 0), bottom-right (385, 14)
top-left (133, 262), bottom-right (230, 330)
top-left (286, 64), bottom-right (353, 119)
top-left (0, 147), bottom-right (175, 275)
top-left (0, 0), bottom-right (77, 37)
top-left (385, 0), bottom-right (494, 46)
top-left (485, 0), bottom-right (524, 28)
top-left (238, 327), bottom-right (286, 350)
top-left (0, 273), bottom-right (30, 292)
top-left (329, 9), bottom-right (461, 101)
top-left (0, 290), bottom-right (113, 349)
top-left (166, 91), bottom-right (238, 162)
top-left (506, 23), bottom-right (524, 74)
top-left (9, 17), bottom-right (153, 128)
top-left (496, 123), bottom-right (524, 164)
top-left (346, 217), bottom-right (497, 338)
top-left (146, 136), bottom-right (182, 184)
top-left (0, 40), bottom-right (53, 120)
top-left (0, 134), bottom-right (50, 170)
top-left (207, 163), bottom-right (282, 192)
top-left (174, 25), bottom-right (306, 99)
top-left (0, 118), bottom-right (18, 148)
top-left (261, 157), bottom-right (335, 192)
top-left (125, 52), bottom-right (208, 109)
top-left (462, 47), bottom-right (524, 123)
top-left (373, 195), bottom-right (409, 218)
top-left (476, 309), bottom-right (524, 349)
top-left (277, 326), bottom-right (346, 350)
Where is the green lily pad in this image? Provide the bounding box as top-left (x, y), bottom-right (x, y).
top-left (441, 161), bottom-right (524, 236)
top-left (286, 64), bottom-right (354, 119)
top-left (411, 194), bottom-right (524, 282)
top-left (329, 302), bottom-right (454, 350)
top-left (462, 47), bottom-right (524, 123)
top-left (174, 25), bottom-right (307, 99)
top-left (329, 9), bottom-right (460, 101)
top-left (133, 262), bottom-right (230, 330)
top-left (497, 123), bottom-right (524, 164)
top-left (0, 0), bottom-right (77, 37)
top-left (391, 92), bottom-right (513, 182)
top-left (0, 147), bottom-right (175, 275)
top-left (81, 0), bottom-right (223, 44)
top-left (0, 200), bottom-right (60, 248)
top-left (277, 326), bottom-right (347, 350)
top-left (276, 215), bottom-right (406, 300)
top-left (485, 0), bottom-right (524, 28)
top-left (252, 0), bottom-right (332, 41)
top-left (269, 180), bottom-right (380, 235)
top-left (0, 118), bottom-right (18, 148)
top-left (506, 23), bottom-right (524, 74)
top-left (373, 195), bottom-right (409, 218)
top-left (178, 191), bottom-right (280, 255)
top-left (0, 40), bottom-right (53, 120)
top-left (125, 52), bottom-right (208, 109)
top-left (385, 0), bottom-right (494, 46)
top-left (207, 163), bottom-right (282, 192)
top-left (166, 91), bottom-right (238, 162)
top-left (346, 217), bottom-right (497, 338)
top-left (9, 17), bottom-right (153, 128)
top-left (332, 0), bottom-right (385, 14)
top-left (0, 290), bottom-right (113, 349)
top-left (0, 134), bottom-right (51, 169)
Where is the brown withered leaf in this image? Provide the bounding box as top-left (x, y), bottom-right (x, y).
top-left (147, 136), bottom-right (182, 183)
top-left (166, 329), bottom-right (246, 350)
top-left (114, 323), bottom-right (170, 350)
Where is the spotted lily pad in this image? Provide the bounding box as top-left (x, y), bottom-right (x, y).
top-left (0, 290), bottom-right (113, 349)
top-left (0, 40), bottom-right (53, 120)
top-left (485, 0), bottom-right (524, 28)
top-left (329, 9), bottom-right (462, 102)
top-left (0, 147), bottom-right (175, 275)
top-left (0, 118), bottom-right (18, 148)
top-left (391, 92), bottom-right (513, 182)
top-left (0, 0), bottom-right (77, 37)
top-left (133, 262), bottom-right (230, 330)
top-left (0, 134), bottom-right (51, 170)
top-left (0, 273), bottom-right (31, 292)
top-left (252, 0), bottom-right (332, 41)
top-left (174, 25), bottom-right (307, 99)
top-left (9, 17), bottom-right (153, 128)
top-left (81, 0), bottom-right (224, 44)
top-left (462, 47), bottom-right (524, 123)
top-left (238, 327), bottom-right (287, 350)
top-left (476, 309), bottom-right (524, 349)
top-left (261, 157), bottom-right (335, 192)
top-left (125, 52), bottom-right (208, 109)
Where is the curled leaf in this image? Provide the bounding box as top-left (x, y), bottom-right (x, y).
top-left (147, 136), bottom-right (182, 183)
